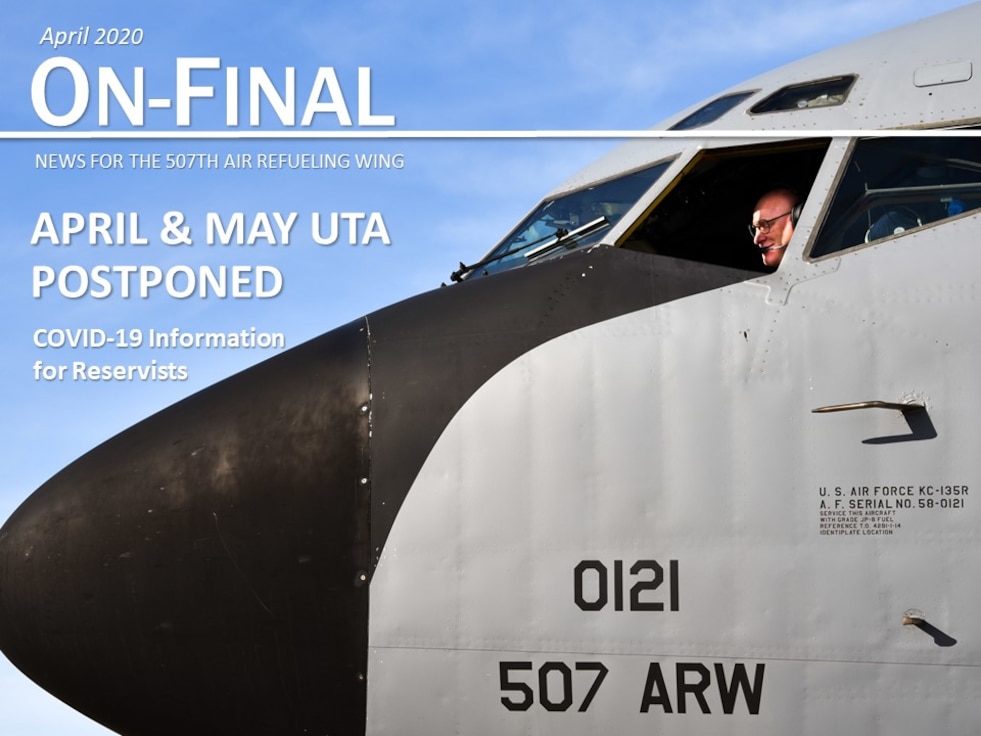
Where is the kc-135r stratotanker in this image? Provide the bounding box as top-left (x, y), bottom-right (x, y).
top-left (4, 4), bottom-right (981, 734)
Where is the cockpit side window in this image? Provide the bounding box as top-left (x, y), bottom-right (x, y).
top-left (809, 136), bottom-right (981, 259)
top-left (669, 91), bottom-right (757, 131)
top-left (620, 139), bottom-right (830, 272)
top-left (461, 161), bottom-right (671, 280)
top-left (750, 75), bottom-right (856, 114)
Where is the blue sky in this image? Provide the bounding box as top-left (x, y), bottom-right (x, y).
top-left (0, 0), bottom-right (975, 732)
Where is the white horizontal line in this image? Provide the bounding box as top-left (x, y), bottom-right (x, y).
top-left (0, 128), bottom-right (979, 141)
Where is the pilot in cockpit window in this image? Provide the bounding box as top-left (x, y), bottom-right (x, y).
top-left (749, 187), bottom-right (801, 268)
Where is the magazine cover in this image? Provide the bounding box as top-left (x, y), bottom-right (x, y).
top-left (1, 1), bottom-right (975, 733)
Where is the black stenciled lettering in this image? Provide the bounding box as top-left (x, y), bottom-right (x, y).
top-left (574, 560), bottom-right (607, 611)
top-left (715, 663), bottom-right (765, 715)
top-left (677, 663), bottom-right (711, 714)
top-left (499, 661), bottom-right (533, 711)
top-left (576, 662), bottom-right (608, 712)
top-left (670, 559), bottom-right (679, 611)
top-left (575, 559), bottom-right (680, 612)
top-left (614, 560), bottom-right (624, 611)
top-left (640, 663), bottom-right (673, 713)
top-left (499, 661), bottom-right (609, 713)
top-left (539, 662), bottom-right (573, 712)
top-left (629, 560), bottom-right (664, 611)
top-left (640, 661), bottom-right (766, 716)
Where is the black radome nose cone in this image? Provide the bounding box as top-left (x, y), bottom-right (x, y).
top-left (0, 319), bottom-right (371, 736)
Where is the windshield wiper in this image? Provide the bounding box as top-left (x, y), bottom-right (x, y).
top-left (523, 216), bottom-right (610, 260)
top-left (450, 229), bottom-right (557, 282)
top-left (449, 216), bottom-right (610, 282)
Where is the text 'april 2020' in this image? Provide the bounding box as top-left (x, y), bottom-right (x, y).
top-left (40, 26), bottom-right (143, 49)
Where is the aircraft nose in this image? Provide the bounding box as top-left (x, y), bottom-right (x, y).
top-left (0, 320), bottom-right (371, 736)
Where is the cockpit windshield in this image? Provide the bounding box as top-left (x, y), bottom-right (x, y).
top-left (454, 161), bottom-right (671, 280)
